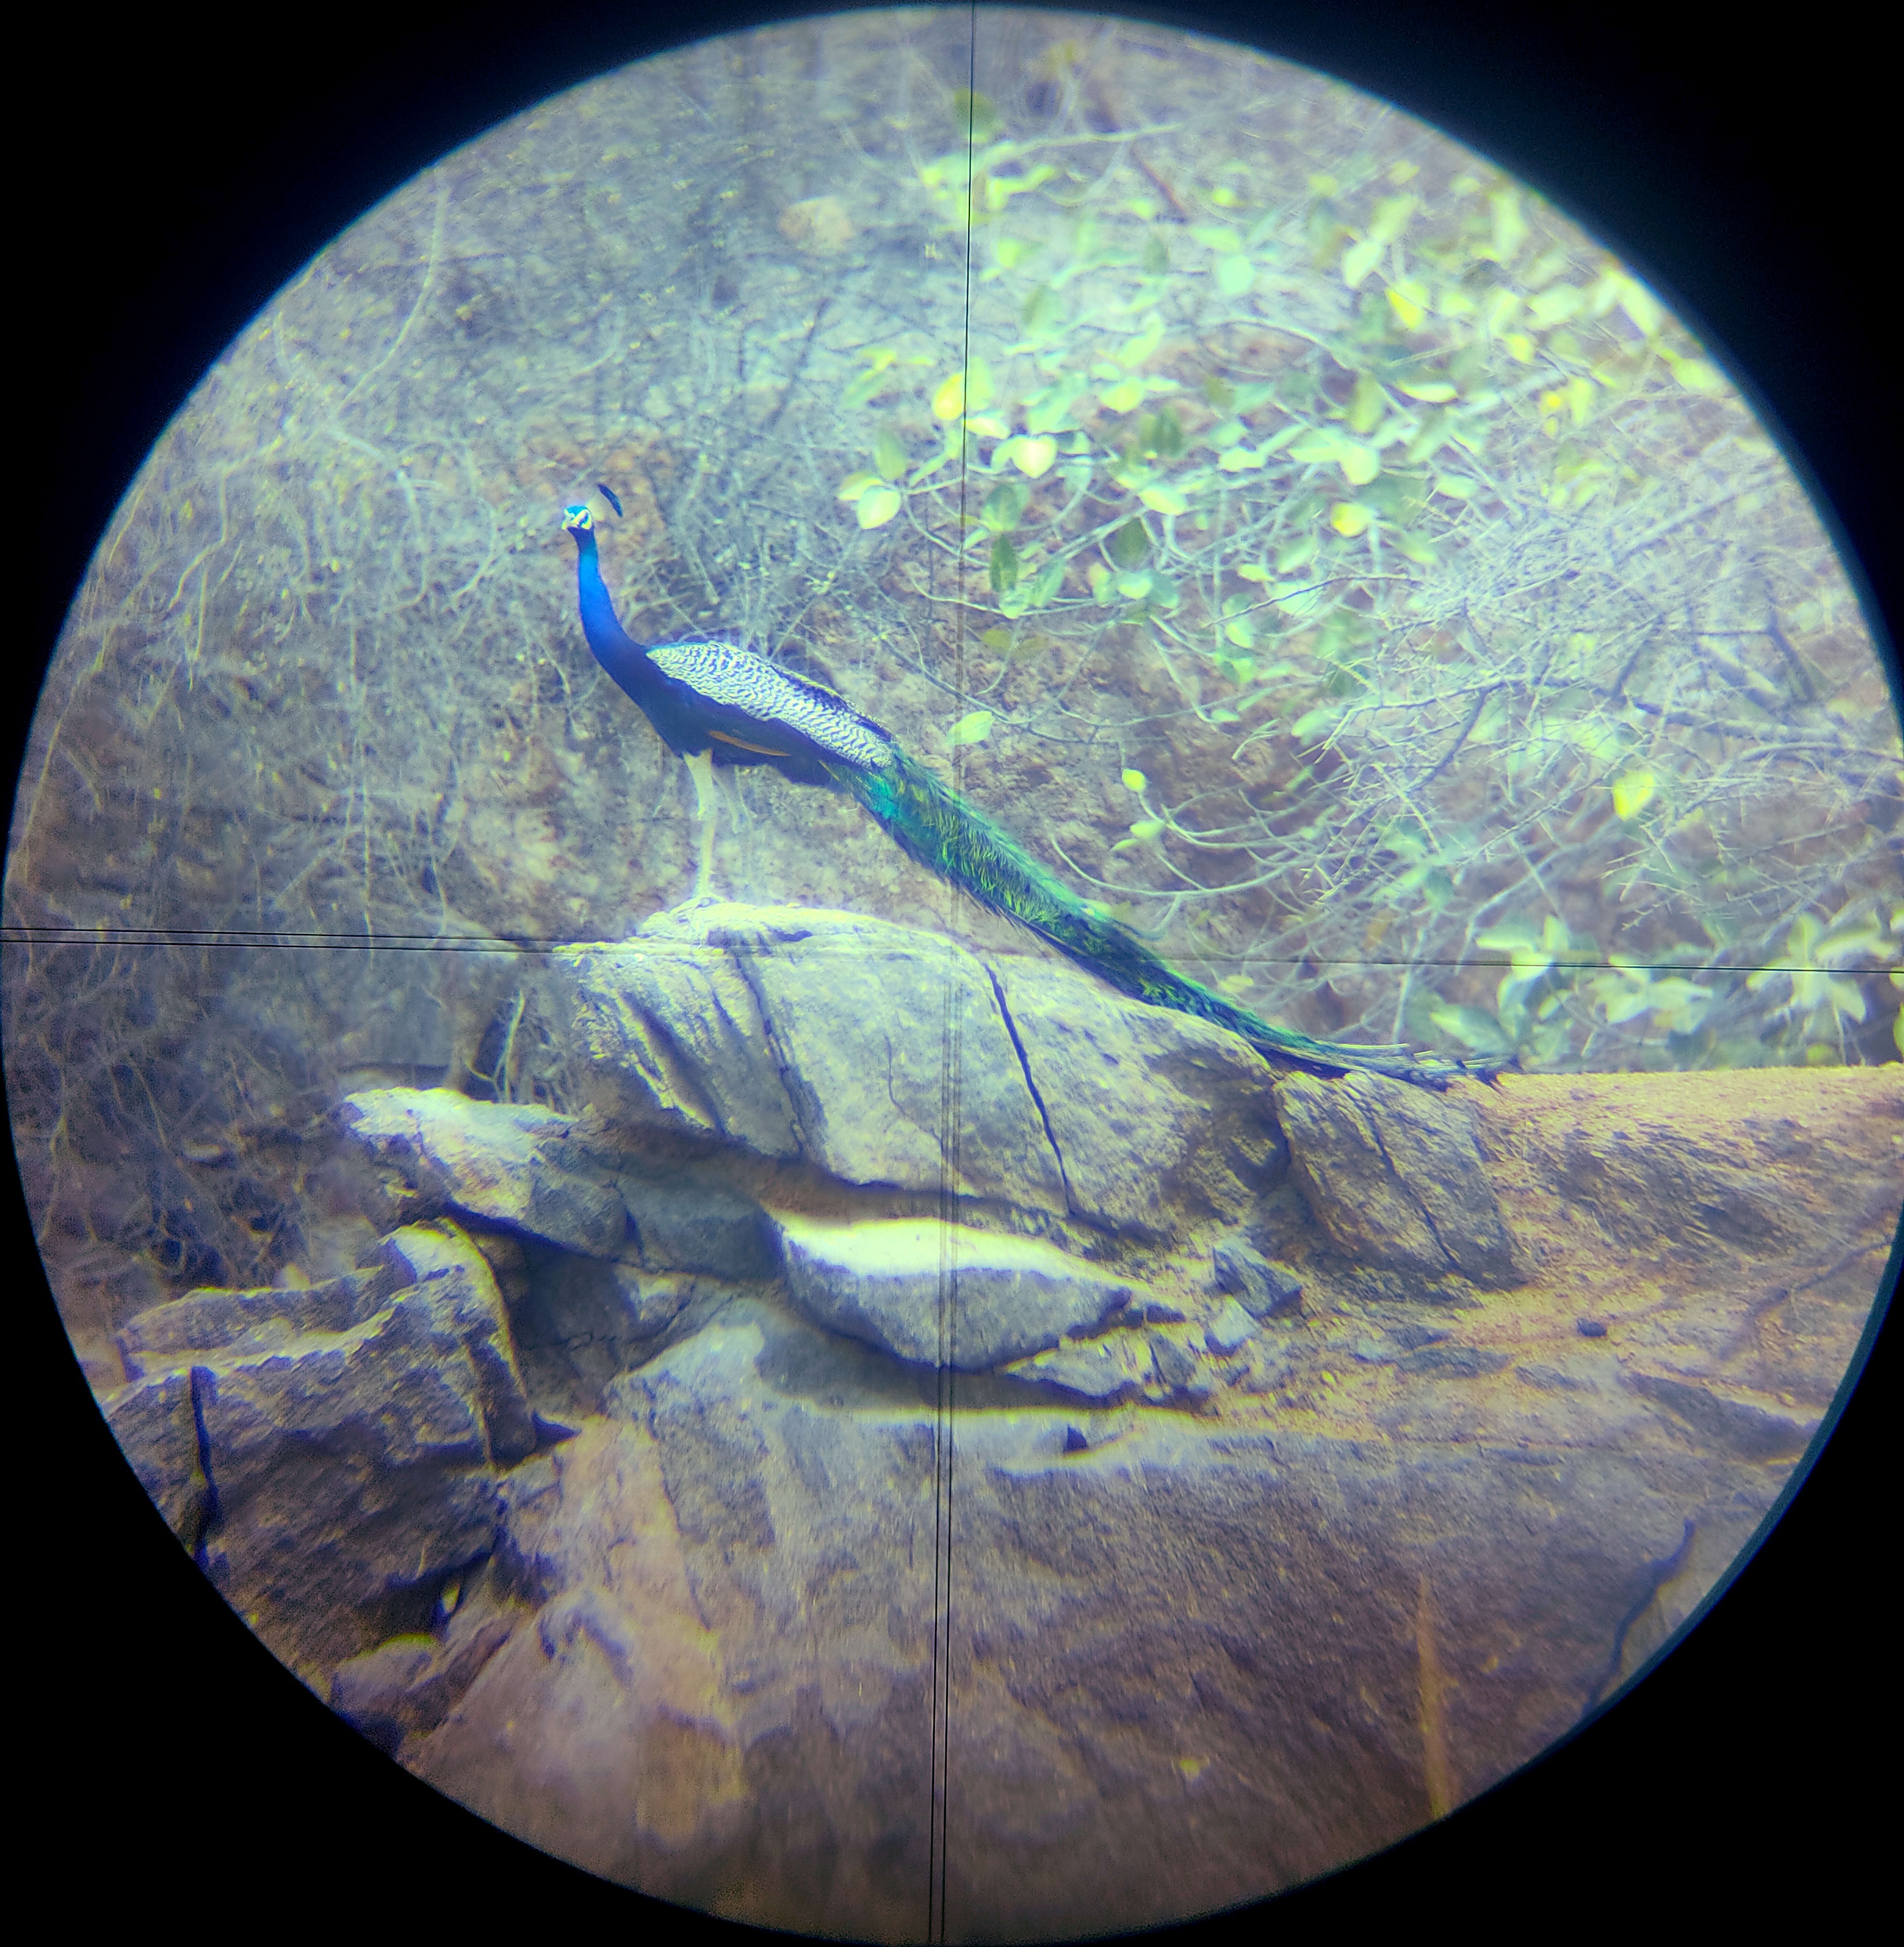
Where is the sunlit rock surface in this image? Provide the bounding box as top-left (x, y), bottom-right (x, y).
top-left (89, 905), bottom-right (1901, 1936)
top-left (778, 1213), bottom-right (1135, 1368)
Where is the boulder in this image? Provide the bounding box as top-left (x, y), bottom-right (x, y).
top-left (101, 1223), bottom-right (534, 1674)
top-left (777, 1214), bottom-right (1135, 1370)
top-left (330, 1600), bottom-right (516, 1754)
top-left (340, 1089), bottom-right (629, 1256)
top-left (985, 956), bottom-right (1287, 1231)
top-left (102, 1366), bottom-right (207, 1548)
top-left (553, 910), bottom-right (1065, 1210)
top-left (1274, 1070), bottom-right (1526, 1286)
top-left (618, 1168), bottom-right (779, 1279)
top-left (1211, 1240), bottom-right (1304, 1317)
top-left (541, 905), bottom-right (1294, 1237)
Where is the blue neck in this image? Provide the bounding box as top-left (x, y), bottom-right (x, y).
top-left (569, 525), bottom-right (648, 680)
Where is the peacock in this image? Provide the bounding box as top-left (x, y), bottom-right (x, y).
top-left (563, 501), bottom-right (1499, 1090)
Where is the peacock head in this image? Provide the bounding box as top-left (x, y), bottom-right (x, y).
top-left (562, 503), bottom-right (594, 536)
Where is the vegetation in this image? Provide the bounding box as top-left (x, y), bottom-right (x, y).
top-left (833, 48), bottom-right (1901, 1074)
top-left (4, 11), bottom-right (1895, 1320)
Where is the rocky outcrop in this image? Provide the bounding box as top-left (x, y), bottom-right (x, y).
top-left (534, 903), bottom-right (1284, 1234)
top-left (83, 903), bottom-right (1900, 1939)
top-left (99, 1226), bottom-right (537, 1674)
top-left (340, 1091), bottom-right (629, 1256)
top-left (778, 1214), bottom-right (1136, 1370)
top-left (1274, 1069), bottom-right (1526, 1286)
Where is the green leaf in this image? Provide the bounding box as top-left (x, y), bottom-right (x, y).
top-left (835, 471), bottom-right (880, 503)
top-left (1346, 374), bottom-right (1386, 436)
top-left (1342, 235), bottom-right (1382, 288)
top-left (1288, 428), bottom-right (1342, 465)
top-left (1397, 378), bottom-right (1457, 402)
top-left (1215, 253), bottom-right (1255, 297)
top-left (1616, 276), bottom-right (1663, 337)
top-left (1339, 442), bottom-right (1381, 487)
top-left (1117, 317), bottom-right (1165, 367)
top-left (1025, 375), bottom-right (1088, 434)
top-left (874, 430), bottom-right (909, 481)
top-left (1010, 435), bottom-right (1057, 478)
top-left (981, 480), bottom-right (1030, 533)
top-left (1108, 519), bottom-right (1151, 568)
top-left (1121, 768), bottom-right (1148, 792)
top-left (1099, 376), bottom-right (1146, 412)
top-left (1026, 557), bottom-right (1066, 607)
top-left (1020, 284), bottom-right (1063, 336)
top-left (988, 534), bottom-right (1021, 592)
top-left (1484, 188), bottom-right (1528, 264)
top-left (932, 372), bottom-right (965, 421)
top-left (1528, 283), bottom-right (1584, 328)
top-left (952, 88), bottom-right (1001, 142)
top-left (855, 484), bottom-right (902, 529)
top-left (1428, 1003), bottom-right (1513, 1055)
top-left (1368, 193), bottom-right (1418, 245)
top-left (1612, 769), bottom-right (1656, 819)
top-left (1138, 484), bottom-right (1189, 516)
top-left (947, 709), bottom-right (995, 747)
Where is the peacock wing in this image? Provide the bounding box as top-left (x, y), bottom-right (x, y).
top-left (647, 639), bottom-right (894, 769)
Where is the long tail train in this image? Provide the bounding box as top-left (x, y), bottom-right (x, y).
top-left (834, 745), bottom-right (1492, 1090)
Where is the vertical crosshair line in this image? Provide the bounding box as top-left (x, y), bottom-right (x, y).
top-left (927, 12), bottom-right (982, 1941)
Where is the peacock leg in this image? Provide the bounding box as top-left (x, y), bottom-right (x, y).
top-left (683, 749), bottom-right (721, 897)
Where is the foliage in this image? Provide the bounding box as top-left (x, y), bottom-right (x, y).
top-left (832, 52), bottom-right (1901, 1072)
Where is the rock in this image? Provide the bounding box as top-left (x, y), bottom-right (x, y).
top-left (410, 1294), bottom-right (1801, 1939)
top-left (1008, 1331), bottom-right (1151, 1401)
top-left (553, 909), bottom-right (1065, 1211)
top-left (1387, 1321), bottom-right (1451, 1352)
top-left (1211, 1241), bottom-right (1304, 1317)
top-left (102, 1367), bottom-right (208, 1548)
top-left (115, 1261), bottom-right (404, 1378)
top-left (413, 1416), bottom-right (753, 1903)
top-left (986, 956), bottom-right (1287, 1232)
top-left (1205, 1298), bottom-right (1257, 1354)
top-left (554, 938), bottom-right (803, 1156)
top-left (104, 1228), bottom-right (537, 1673)
top-left (618, 1169), bottom-right (779, 1278)
top-left (510, 1253), bottom-right (699, 1418)
top-left (777, 1214), bottom-right (1134, 1370)
top-left (1398, 1343), bottom-right (1509, 1378)
top-left (1146, 1329), bottom-right (1201, 1389)
top-left (1625, 1372), bottom-right (1821, 1461)
top-left (330, 1603), bottom-right (515, 1753)
top-left (190, 1289), bottom-right (504, 1669)
top-left (339, 1088), bottom-right (629, 1256)
top-left (1274, 1071), bottom-right (1526, 1287)
top-left (378, 1225), bottom-right (539, 1464)
top-left (547, 905), bottom-right (1301, 1237)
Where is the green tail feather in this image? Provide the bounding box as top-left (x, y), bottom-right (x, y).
top-left (834, 747), bottom-right (1486, 1089)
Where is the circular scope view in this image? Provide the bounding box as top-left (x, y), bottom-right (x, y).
top-left (7, 8), bottom-right (1898, 1938)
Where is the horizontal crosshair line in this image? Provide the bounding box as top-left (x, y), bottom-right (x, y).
top-left (0, 924), bottom-right (1875, 978)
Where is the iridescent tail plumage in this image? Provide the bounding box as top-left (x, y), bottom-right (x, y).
top-left (835, 746), bottom-right (1491, 1090)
